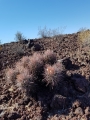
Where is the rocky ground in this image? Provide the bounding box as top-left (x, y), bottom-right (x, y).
top-left (0, 32), bottom-right (90, 120)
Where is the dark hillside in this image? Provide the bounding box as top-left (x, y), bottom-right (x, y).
top-left (0, 32), bottom-right (90, 120)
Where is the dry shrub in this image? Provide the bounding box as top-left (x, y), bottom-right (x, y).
top-left (78, 29), bottom-right (90, 57)
top-left (43, 49), bottom-right (57, 65)
top-left (15, 31), bottom-right (25, 42)
top-left (78, 29), bottom-right (90, 46)
top-left (43, 62), bottom-right (64, 88)
top-left (38, 26), bottom-right (66, 38)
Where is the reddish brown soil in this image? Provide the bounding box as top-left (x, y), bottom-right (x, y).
top-left (0, 32), bottom-right (90, 120)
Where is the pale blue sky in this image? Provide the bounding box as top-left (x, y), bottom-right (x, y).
top-left (0, 0), bottom-right (90, 44)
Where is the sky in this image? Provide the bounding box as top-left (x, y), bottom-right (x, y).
top-left (0, 0), bottom-right (90, 44)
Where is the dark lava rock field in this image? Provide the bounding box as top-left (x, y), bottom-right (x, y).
top-left (0, 32), bottom-right (90, 120)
